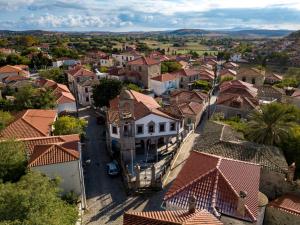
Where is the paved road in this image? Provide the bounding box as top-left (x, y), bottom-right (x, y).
top-left (80, 96), bottom-right (216, 224)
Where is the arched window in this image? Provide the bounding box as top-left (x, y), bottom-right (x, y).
top-left (148, 121), bottom-right (155, 133)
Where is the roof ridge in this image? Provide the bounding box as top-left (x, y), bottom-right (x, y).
top-left (164, 167), bottom-right (218, 200)
top-left (20, 116), bottom-right (46, 136)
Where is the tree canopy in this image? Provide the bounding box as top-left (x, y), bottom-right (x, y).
top-left (192, 80), bottom-right (212, 91)
top-left (161, 61), bottom-right (182, 73)
top-left (92, 79), bottom-right (123, 107)
top-left (53, 116), bottom-right (87, 136)
top-left (245, 103), bottom-right (300, 146)
top-left (0, 171), bottom-right (78, 225)
top-left (0, 140), bottom-right (27, 183)
top-left (14, 86), bottom-right (56, 110)
top-left (0, 111), bottom-right (13, 131)
top-left (39, 68), bottom-right (67, 84)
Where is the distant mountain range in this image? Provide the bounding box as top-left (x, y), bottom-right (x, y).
top-left (0, 29), bottom-right (295, 38)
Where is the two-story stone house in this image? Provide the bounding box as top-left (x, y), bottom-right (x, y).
top-left (236, 67), bottom-right (266, 86)
top-left (126, 56), bottom-right (161, 89)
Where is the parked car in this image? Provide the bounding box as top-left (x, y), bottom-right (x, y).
top-left (106, 160), bottom-right (120, 176)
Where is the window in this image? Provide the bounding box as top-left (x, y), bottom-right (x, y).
top-left (242, 77), bottom-right (246, 82)
top-left (86, 96), bottom-right (89, 102)
top-left (77, 77), bottom-right (80, 82)
top-left (136, 125), bottom-right (144, 134)
top-left (159, 123), bottom-right (165, 132)
top-left (148, 122), bottom-right (155, 133)
top-left (139, 66), bottom-right (142, 72)
top-left (170, 122), bottom-right (176, 131)
top-left (252, 78), bottom-right (256, 84)
top-left (112, 126), bottom-right (117, 134)
top-left (85, 87), bottom-right (88, 93)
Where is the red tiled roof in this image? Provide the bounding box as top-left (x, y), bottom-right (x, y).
top-left (199, 69), bottom-right (215, 81)
top-left (178, 102), bottom-right (204, 116)
top-left (28, 143), bottom-right (79, 167)
top-left (292, 89), bottom-right (300, 98)
top-left (68, 66), bottom-right (96, 77)
top-left (0, 110), bottom-right (57, 139)
top-left (128, 56), bottom-right (160, 66)
top-left (0, 65), bottom-right (29, 76)
top-left (124, 209), bottom-right (223, 225)
top-left (219, 69), bottom-right (237, 77)
top-left (269, 194), bottom-right (300, 216)
top-left (19, 134), bottom-right (80, 155)
top-left (3, 75), bottom-right (28, 83)
top-left (220, 80), bottom-right (258, 98)
top-left (108, 90), bottom-right (176, 123)
top-left (56, 91), bottom-right (75, 104)
top-left (171, 90), bottom-right (208, 104)
top-left (151, 73), bottom-right (178, 82)
top-left (217, 93), bottom-right (259, 109)
top-left (172, 69), bottom-right (198, 77)
top-left (164, 151), bottom-right (260, 223)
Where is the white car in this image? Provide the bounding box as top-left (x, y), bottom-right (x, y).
top-left (106, 161), bottom-right (120, 176)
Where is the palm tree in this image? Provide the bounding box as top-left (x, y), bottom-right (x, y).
top-left (245, 103), bottom-right (299, 146)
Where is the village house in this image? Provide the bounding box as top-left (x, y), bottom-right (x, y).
top-left (2, 75), bottom-right (33, 92)
top-left (0, 65), bottom-right (29, 82)
top-left (67, 65), bottom-right (97, 106)
top-left (265, 72), bottom-right (283, 84)
top-left (164, 150), bottom-right (267, 225)
top-left (106, 89), bottom-right (184, 165)
top-left (258, 85), bottom-right (286, 103)
top-left (219, 68), bottom-right (237, 80)
top-left (172, 68), bottom-right (200, 90)
top-left (0, 109), bottom-right (57, 139)
top-left (21, 135), bottom-right (85, 196)
top-left (126, 56), bottom-right (161, 89)
top-left (264, 194), bottom-right (300, 225)
top-left (99, 55), bottom-right (114, 67)
top-left (150, 73), bottom-right (179, 96)
top-left (37, 78), bottom-right (77, 113)
top-left (52, 57), bottom-right (80, 68)
top-left (216, 80), bottom-right (259, 118)
top-left (199, 68), bottom-right (215, 83)
top-left (169, 90), bottom-right (208, 127)
top-left (112, 50), bottom-right (141, 66)
top-left (236, 67), bottom-right (266, 86)
top-left (124, 209), bottom-right (223, 225)
top-left (223, 61), bottom-right (239, 70)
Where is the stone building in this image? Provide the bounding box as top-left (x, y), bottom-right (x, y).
top-left (236, 67), bottom-right (265, 86)
top-left (126, 56), bottom-right (161, 89)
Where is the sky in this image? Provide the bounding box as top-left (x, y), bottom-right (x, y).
top-left (1, 0), bottom-right (300, 31)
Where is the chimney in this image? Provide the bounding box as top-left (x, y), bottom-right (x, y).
top-left (287, 162), bottom-right (296, 182)
top-left (188, 195), bottom-right (196, 214)
top-left (237, 191), bottom-right (247, 217)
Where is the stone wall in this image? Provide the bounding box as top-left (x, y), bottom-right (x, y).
top-left (264, 206), bottom-right (300, 225)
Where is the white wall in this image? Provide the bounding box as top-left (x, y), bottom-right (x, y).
top-left (134, 114), bottom-right (180, 138)
top-left (31, 160), bottom-right (81, 195)
top-left (150, 79), bottom-right (180, 96)
top-left (57, 102), bottom-right (77, 113)
top-left (110, 124), bottom-right (120, 138)
top-left (52, 61), bottom-right (64, 68)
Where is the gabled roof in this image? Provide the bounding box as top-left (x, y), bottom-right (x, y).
top-left (172, 69), bottom-right (198, 77)
top-left (219, 69), bottom-right (237, 77)
top-left (171, 90), bottom-right (208, 103)
top-left (0, 109), bottom-right (57, 139)
top-left (178, 102), bottom-right (204, 116)
top-left (164, 151), bottom-right (261, 222)
top-left (108, 90), bottom-right (177, 124)
top-left (3, 75), bottom-right (28, 83)
top-left (216, 93), bottom-right (259, 110)
top-left (128, 56), bottom-right (160, 66)
top-left (269, 194), bottom-right (300, 216)
top-left (20, 134), bottom-right (80, 155)
top-left (56, 91), bottom-right (75, 104)
top-left (292, 89), bottom-right (300, 98)
top-left (237, 67), bottom-right (266, 77)
top-left (199, 69), bottom-right (215, 81)
top-left (266, 72), bottom-right (283, 81)
top-left (124, 209), bottom-right (223, 225)
top-left (28, 143), bottom-right (79, 167)
top-left (67, 66), bottom-right (96, 77)
top-left (0, 65), bottom-right (29, 76)
top-left (220, 80), bottom-right (258, 98)
top-left (151, 73), bottom-right (178, 82)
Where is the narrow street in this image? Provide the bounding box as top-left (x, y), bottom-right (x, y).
top-left (80, 93), bottom-right (217, 224)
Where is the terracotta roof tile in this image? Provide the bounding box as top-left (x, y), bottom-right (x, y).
top-left (28, 143), bottom-right (79, 167)
top-left (128, 56), bottom-right (160, 66)
top-left (151, 73), bottom-right (178, 82)
top-left (0, 65), bottom-right (29, 76)
top-left (0, 110), bottom-right (57, 139)
top-left (237, 67), bottom-right (265, 77)
top-left (56, 91), bottom-right (75, 104)
top-left (172, 69), bottom-right (198, 77)
top-left (124, 209), bottom-right (223, 225)
top-left (19, 134), bottom-right (80, 155)
top-left (216, 93), bottom-right (259, 109)
top-left (164, 151), bottom-right (261, 223)
top-left (269, 194), bottom-right (300, 216)
top-left (220, 80), bottom-right (258, 98)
